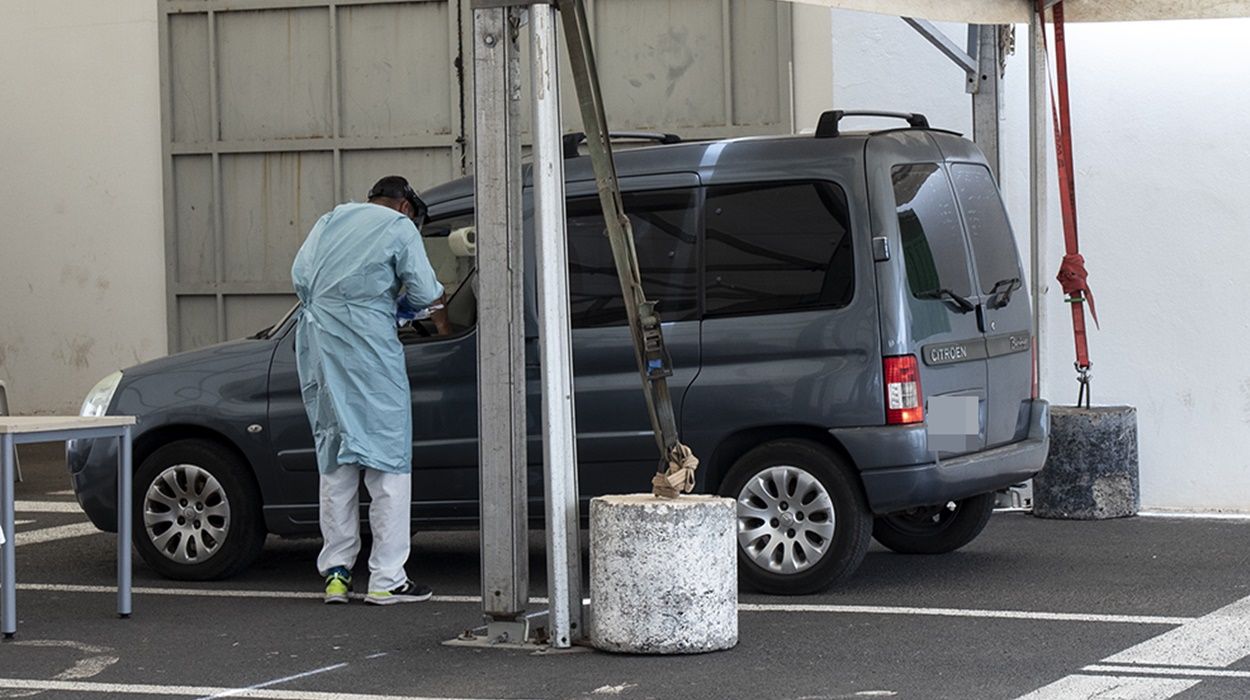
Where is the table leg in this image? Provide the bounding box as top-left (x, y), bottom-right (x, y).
top-left (118, 428), bottom-right (132, 618)
top-left (2, 433), bottom-right (16, 638)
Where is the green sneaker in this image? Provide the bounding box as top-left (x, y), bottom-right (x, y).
top-left (323, 566), bottom-right (352, 604)
top-left (365, 580), bottom-right (433, 606)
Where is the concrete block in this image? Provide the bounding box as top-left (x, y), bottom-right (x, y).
top-left (1033, 406), bottom-right (1139, 520)
top-left (589, 494), bottom-right (738, 654)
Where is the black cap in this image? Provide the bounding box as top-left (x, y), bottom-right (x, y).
top-left (367, 175), bottom-right (428, 226)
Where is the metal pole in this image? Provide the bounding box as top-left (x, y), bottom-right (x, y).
top-left (473, 4), bottom-right (529, 632)
top-left (530, 2), bottom-right (584, 649)
top-left (1030, 11), bottom-right (1050, 393)
top-left (971, 25), bottom-right (1002, 180)
top-left (1, 433), bottom-right (15, 638)
top-left (118, 427), bottom-right (133, 618)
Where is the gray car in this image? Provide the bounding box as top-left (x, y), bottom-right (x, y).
top-left (68, 111), bottom-right (1049, 595)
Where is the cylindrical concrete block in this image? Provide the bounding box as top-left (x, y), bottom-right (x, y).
top-left (589, 494), bottom-right (737, 654)
top-left (1034, 405), bottom-right (1139, 520)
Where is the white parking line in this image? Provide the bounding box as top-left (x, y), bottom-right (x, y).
top-left (15, 501), bottom-right (84, 513)
top-left (0, 679), bottom-right (528, 700)
top-left (1014, 674), bottom-right (1199, 699)
top-left (14, 582), bottom-right (1195, 626)
top-left (1138, 511), bottom-right (1250, 521)
top-left (1103, 593), bottom-right (1250, 667)
top-left (16, 523), bottom-right (100, 546)
top-left (1085, 665), bottom-right (1250, 679)
top-left (199, 662), bottom-right (349, 699)
top-left (1014, 593), bottom-right (1250, 699)
top-left (17, 583), bottom-right (480, 603)
top-left (737, 603), bottom-right (1192, 626)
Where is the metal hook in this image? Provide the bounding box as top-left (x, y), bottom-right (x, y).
top-left (1075, 361), bottom-right (1092, 409)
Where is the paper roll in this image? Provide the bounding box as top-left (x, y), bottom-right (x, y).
top-left (448, 226), bottom-right (477, 257)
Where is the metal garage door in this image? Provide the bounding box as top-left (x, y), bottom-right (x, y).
top-left (159, 0), bottom-right (793, 351)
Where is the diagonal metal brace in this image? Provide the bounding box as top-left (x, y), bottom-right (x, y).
top-left (556, 0), bottom-right (696, 495)
top-left (902, 17), bottom-right (978, 89)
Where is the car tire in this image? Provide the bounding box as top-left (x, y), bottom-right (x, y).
top-left (133, 439), bottom-right (266, 580)
top-left (718, 439), bottom-right (872, 595)
top-left (871, 492), bottom-right (996, 555)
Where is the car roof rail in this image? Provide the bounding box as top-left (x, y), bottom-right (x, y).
top-left (562, 131), bottom-right (682, 159)
top-left (814, 110), bottom-right (930, 138)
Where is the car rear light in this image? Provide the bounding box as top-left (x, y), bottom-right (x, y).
top-left (884, 354), bottom-right (924, 425)
top-left (1031, 337), bottom-right (1039, 400)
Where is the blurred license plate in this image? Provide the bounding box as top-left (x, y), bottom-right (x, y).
top-left (926, 395), bottom-right (979, 453)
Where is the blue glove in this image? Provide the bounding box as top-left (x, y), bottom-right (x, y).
top-left (396, 296), bottom-right (421, 326)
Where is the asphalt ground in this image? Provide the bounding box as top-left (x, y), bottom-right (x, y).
top-left (2, 444), bottom-right (1250, 700)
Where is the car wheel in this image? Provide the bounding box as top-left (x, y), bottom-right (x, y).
top-left (871, 492), bottom-right (996, 555)
top-left (718, 440), bottom-right (872, 595)
top-left (133, 439), bottom-right (266, 580)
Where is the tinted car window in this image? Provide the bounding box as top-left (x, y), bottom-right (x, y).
top-left (950, 164), bottom-right (1021, 294)
top-left (892, 164), bottom-right (974, 300)
top-left (566, 189), bottom-right (698, 328)
top-left (704, 181), bottom-right (854, 317)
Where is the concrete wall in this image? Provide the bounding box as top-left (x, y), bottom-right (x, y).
top-left (829, 9), bottom-right (1250, 512)
top-left (0, 1), bottom-right (167, 415)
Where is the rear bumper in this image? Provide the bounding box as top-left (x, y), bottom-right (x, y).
top-left (833, 399), bottom-right (1050, 514)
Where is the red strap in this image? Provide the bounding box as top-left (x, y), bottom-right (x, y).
top-left (1037, 0), bottom-right (1096, 374)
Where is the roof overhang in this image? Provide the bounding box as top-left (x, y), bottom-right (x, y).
top-left (782, 0), bottom-right (1250, 23)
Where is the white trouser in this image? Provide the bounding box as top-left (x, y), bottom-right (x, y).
top-left (316, 465), bottom-right (411, 593)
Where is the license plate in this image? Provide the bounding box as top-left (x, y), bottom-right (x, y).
top-left (926, 395), bottom-right (979, 453)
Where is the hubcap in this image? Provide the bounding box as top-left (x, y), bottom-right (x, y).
top-left (143, 464), bottom-right (230, 564)
top-left (735, 465), bottom-right (835, 574)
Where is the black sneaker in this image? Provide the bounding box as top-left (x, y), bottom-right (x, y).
top-left (364, 579), bottom-right (433, 605)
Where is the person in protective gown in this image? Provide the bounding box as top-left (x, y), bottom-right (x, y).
top-left (291, 176), bottom-right (450, 605)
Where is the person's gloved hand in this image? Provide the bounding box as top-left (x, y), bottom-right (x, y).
top-left (396, 296), bottom-right (422, 326)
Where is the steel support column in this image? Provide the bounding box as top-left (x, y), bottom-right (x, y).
top-left (530, 1), bottom-right (584, 649)
top-left (901, 18), bottom-right (1001, 178)
top-left (473, 4), bottom-right (529, 634)
top-left (971, 24), bottom-right (1003, 179)
top-left (1029, 9), bottom-right (1050, 393)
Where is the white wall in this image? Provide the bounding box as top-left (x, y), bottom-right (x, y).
top-left (1051, 19), bottom-right (1250, 512)
top-left (828, 9), bottom-right (1250, 512)
top-left (0, 0), bottom-right (167, 415)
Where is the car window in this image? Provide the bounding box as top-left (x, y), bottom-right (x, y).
top-left (949, 164), bottom-right (1021, 295)
top-left (565, 189), bottom-right (699, 328)
top-left (420, 212), bottom-right (476, 298)
top-left (704, 181), bottom-right (854, 317)
top-left (394, 212), bottom-right (477, 344)
top-left (892, 164), bottom-right (974, 300)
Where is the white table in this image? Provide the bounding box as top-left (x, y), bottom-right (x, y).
top-left (0, 416), bottom-right (136, 638)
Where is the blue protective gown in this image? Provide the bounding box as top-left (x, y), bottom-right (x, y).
top-left (291, 202), bottom-right (445, 474)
